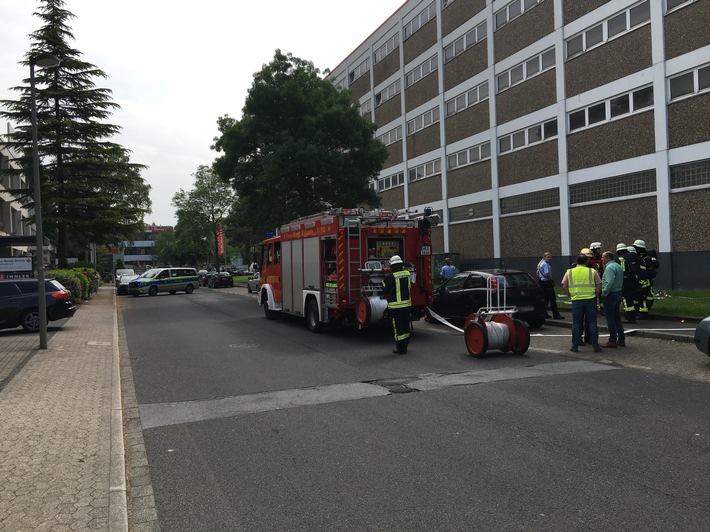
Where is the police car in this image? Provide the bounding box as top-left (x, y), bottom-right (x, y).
top-left (128, 267), bottom-right (199, 296)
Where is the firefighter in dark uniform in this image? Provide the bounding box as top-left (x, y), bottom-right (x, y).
top-left (633, 239), bottom-right (659, 315)
top-left (589, 242), bottom-right (604, 314)
top-left (616, 243), bottom-right (637, 323)
top-left (382, 255), bottom-right (411, 354)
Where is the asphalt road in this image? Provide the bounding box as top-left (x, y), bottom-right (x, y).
top-left (120, 287), bottom-right (710, 531)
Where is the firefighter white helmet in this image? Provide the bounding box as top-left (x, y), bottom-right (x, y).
top-left (389, 255), bottom-right (403, 265)
top-left (633, 239), bottom-right (646, 248)
top-left (627, 246), bottom-right (636, 254)
top-left (616, 243), bottom-right (627, 252)
top-left (590, 242), bottom-right (602, 250)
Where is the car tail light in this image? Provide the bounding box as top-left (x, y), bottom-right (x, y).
top-left (490, 277), bottom-right (498, 290)
top-left (51, 291), bottom-right (70, 301)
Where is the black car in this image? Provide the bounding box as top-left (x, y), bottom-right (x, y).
top-left (430, 269), bottom-right (547, 328)
top-left (208, 272), bottom-right (234, 288)
top-left (0, 279), bottom-right (77, 332)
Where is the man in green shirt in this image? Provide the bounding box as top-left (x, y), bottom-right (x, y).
top-left (601, 251), bottom-right (625, 348)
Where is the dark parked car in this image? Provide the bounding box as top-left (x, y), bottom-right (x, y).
top-left (208, 271), bottom-right (234, 288)
top-left (694, 316), bottom-right (710, 356)
top-left (430, 269), bottom-right (547, 328)
top-left (0, 279), bottom-right (76, 332)
top-left (116, 274), bottom-right (139, 295)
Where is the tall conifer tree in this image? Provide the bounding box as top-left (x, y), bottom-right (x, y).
top-left (0, 0), bottom-right (151, 266)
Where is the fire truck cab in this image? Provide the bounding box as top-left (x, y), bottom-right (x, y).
top-left (257, 208), bottom-right (438, 332)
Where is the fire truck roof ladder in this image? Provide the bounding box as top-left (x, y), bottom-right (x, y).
top-left (346, 217), bottom-right (362, 305)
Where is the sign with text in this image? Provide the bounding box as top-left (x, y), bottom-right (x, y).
top-left (0, 257), bottom-right (33, 272)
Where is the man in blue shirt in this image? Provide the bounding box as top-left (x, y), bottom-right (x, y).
top-left (601, 250), bottom-right (625, 348)
top-left (440, 257), bottom-right (457, 281)
top-left (537, 251), bottom-right (563, 319)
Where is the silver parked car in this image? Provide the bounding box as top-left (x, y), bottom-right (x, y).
top-left (693, 316), bottom-right (710, 356)
top-left (247, 272), bottom-right (260, 293)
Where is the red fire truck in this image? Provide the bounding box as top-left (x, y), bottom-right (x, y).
top-left (257, 207), bottom-right (439, 332)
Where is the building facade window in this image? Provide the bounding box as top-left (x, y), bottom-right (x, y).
top-left (442, 0), bottom-right (456, 8)
top-left (570, 170), bottom-right (656, 204)
top-left (447, 141), bottom-right (492, 170)
top-left (404, 3), bottom-right (437, 40)
top-left (444, 21), bottom-right (487, 63)
top-left (376, 125), bottom-right (403, 146)
top-left (499, 119), bottom-right (557, 153)
top-left (376, 171), bottom-right (405, 192)
top-left (497, 49), bottom-right (555, 92)
top-left (669, 64), bottom-right (710, 101)
top-left (500, 188), bottom-right (559, 215)
top-left (566, 1), bottom-right (650, 59)
top-left (405, 55), bottom-right (438, 88)
top-left (569, 86), bottom-right (653, 132)
top-left (360, 99), bottom-right (372, 117)
top-left (449, 200), bottom-right (493, 222)
top-left (495, 0), bottom-right (545, 31)
top-left (375, 79), bottom-right (402, 107)
top-left (408, 158), bottom-right (442, 182)
top-left (374, 34), bottom-right (400, 64)
top-left (670, 158), bottom-right (710, 189)
top-left (348, 58), bottom-right (370, 84)
top-left (666, 0), bottom-right (697, 12)
top-left (446, 81), bottom-right (489, 116)
top-left (406, 107), bottom-right (440, 135)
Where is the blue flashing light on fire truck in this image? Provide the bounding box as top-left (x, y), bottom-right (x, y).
top-left (256, 207), bottom-right (439, 332)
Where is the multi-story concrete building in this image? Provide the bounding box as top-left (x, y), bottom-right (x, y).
top-left (0, 127), bottom-right (41, 262)
top-left (328, 0), bottom-right (710, 288)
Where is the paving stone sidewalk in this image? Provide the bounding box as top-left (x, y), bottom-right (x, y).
top-left (0, 285), bottom-right (127, 531)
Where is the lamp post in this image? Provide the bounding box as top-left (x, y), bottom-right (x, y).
top-left (30, 52), bottom-right (60, 349)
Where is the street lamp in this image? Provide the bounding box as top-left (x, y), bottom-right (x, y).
top-left (30, 52), bottom-right (60, 349)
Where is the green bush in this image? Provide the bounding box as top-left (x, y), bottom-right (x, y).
top-left (48, 269), bottom-right (85, 303)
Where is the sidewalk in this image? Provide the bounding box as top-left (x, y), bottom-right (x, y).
top-left (0, 285), bottom-right (127, 531)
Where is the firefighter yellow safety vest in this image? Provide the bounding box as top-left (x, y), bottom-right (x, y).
top-left (387, 270), bottom-right (412, 309)
top-left (567, 266), bottom-right (596, 301)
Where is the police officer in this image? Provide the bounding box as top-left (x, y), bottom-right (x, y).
top-left (382, 255), bottom-right (412, 354)
top-left (616, 243), bottom-right (637, 324)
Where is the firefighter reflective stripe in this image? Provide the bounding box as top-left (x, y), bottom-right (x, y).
top-left (567, 267), bottom-right (596, 300)
top-left (388, 270), bottom-right (411, 309)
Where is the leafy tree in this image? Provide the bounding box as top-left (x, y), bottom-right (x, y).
top-left (0, 0), bottom-right (151, 266)
top-left (172, 165), bottom-right (236, 267)
top-left (212, 50), bottom-right (385, 232)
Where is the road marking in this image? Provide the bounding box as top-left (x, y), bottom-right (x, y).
top-left (139, 360), bottom-right (617, 430)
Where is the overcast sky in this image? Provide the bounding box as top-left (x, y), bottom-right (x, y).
top-left (0, 0), bottom-right (405, 226)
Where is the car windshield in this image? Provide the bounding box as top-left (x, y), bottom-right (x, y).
top-left (139, 269), bottom-right (161, 279)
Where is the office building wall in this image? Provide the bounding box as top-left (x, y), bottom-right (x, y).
top-left (328, 0), bottom-right (710, 288)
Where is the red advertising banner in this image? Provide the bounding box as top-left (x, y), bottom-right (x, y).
top-left (217, 226), bottom-right (225, 256)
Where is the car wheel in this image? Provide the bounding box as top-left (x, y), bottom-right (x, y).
top-left (306, 298), bottom-right (324, 333)
top-left (148, 286), bottom-right (158, 297)
top-left (185, 284), bottom-right (194, 294)
top-left (247, 285), bottom-right (253, 293)
top-left (527, 318), bottom-right (545, 329)
top-left (20, 309), bottom-right (41, 332)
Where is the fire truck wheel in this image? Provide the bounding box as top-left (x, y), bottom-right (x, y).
top-left (306, 298), bottom-right (324, 333)
top-left (263, 300), bottom-right (278, 320)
